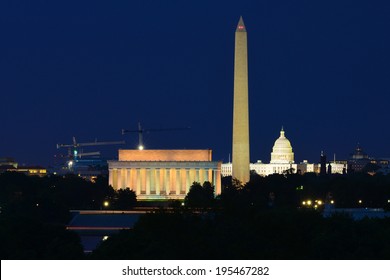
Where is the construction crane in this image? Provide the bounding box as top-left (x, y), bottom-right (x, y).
top-left (56, 137), bottom-right (125, 159)
top-left (122, 122), bottom-right (190, 150)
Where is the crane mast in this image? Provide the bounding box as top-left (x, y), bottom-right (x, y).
top-left (122, 122), bottom-right (190, 150)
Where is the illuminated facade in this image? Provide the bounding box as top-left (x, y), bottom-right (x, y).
top-left (0, 165), bottom-right (47, 177)
top-left (222, 128), bottom-right (347, 177)
top-left (270, 128), bottom-right (294, 164)
top-left (108, 150), bottom-right (221, 200)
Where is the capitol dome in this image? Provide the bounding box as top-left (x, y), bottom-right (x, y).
top-left (270, 127), bottom-right (294, 164)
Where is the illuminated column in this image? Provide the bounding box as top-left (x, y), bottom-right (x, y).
top-left (136, 169), bottom-right (141, 195)
top-left (195, 169), bottom-right (200, 183)
top-left (146, 169), bottom-right (151, 195)
top-left (216, 166), bottom-right (222, 195)
top-left (112, 169), bottom-right (118, 189)
top-left (170, 168), bottom-right (175, 196)
top-left (190, 169), bottom-right (196, 185)
top-left (209, 168), bottom-right (215, 187)
top-left (165, 169), bottom-right (170, 194)
top-left (117, 169), bottom-right (123, 189)
top-left (108, 168), bottom-right (113, 187)
top-left (150, 168), bottom-right (155, 194)
top-left (186, 169), bottom-right (191, 193)
top-left (181, 169), bottom-right (186, 194)
top-left (126, 169), bottom-right (131, 188)
top-left (160, 168), bottom-right (165, 195)
top-left (199, 168), bottom-right (204, 184)
top-left (155, 169), bottom-right (160, 195)
top-left (130, 169), bottom-right (137, 192)
top-left (176, 169), bottom-right (181, 195)
top-left (122, 169), bottom-right (127, 188)
top-left (208, 169), bottom-right (213, 183)
top-left (140, 169), bottom-right (146, 194)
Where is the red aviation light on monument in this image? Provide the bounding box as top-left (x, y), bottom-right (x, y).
top-left (236, 16), bottom-right (246, 32)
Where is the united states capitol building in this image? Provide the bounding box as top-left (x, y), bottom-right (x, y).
top-left (221, 128), bottom-right (347, 177)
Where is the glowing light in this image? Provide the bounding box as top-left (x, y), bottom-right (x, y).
top-left (307, 200), bottom-right (312, 206)
top-left (358, 200), bottom-right (362, 204)
top-left (238, 25), bottom-right (244, 29)
top-left (302, 201), bottom-right (306, 205)
top-left (103, 201), bottom-right (109, 207)
top-left (102, 236), bottom-right (109, 241)
top-left (330, 200), bottom-right (334, 204)
top-left (138, 145), bottom-right (144, 150)
top-left (317, 200), bottom-right (323, 205)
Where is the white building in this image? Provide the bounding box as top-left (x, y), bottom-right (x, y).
top-left (222, 128), bottom-right (346, 178)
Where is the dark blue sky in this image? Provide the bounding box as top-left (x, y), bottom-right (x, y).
top-left (1, 0), bottom-right (390, 166)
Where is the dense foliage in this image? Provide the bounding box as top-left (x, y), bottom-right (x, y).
top-left (1, 171), bottom-right (390, 259)
top-left (0, 172), bottom-right (136, 259)
top-left (92, 174), bottom-right (390, 259)
top-left (91, 209), bottom-right (390, 259)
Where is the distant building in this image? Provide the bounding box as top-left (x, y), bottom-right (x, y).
top-left (0, 158), bottom-right (47, 177)
top-left (348, 144), bottom-right (371, 172)
top-left (221, 128), bottom-right (347, 177)
top-left (346, 144), bottom-right (389, 174)
top-left (53, 158), bottom-right (108, 182)
top-left (0, 157), bottom-right (18, 168)
top-left (108, 149), bottom-right (222, 200)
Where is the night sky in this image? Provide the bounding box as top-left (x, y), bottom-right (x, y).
top-left (1, 0), bottom-right (390, 166)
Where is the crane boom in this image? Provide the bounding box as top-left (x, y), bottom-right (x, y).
top-left (57, 138), bottom-right (125, 149)
top-left (56, 137), bottom-right (125, 159)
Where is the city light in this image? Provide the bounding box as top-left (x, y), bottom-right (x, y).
top-left (138, 145), bottom-right (144, 150)
top-left (302, 199), bottom-right (324, 207)
top-left (330, 200), bottom-right (335, 204)
top-left (358, 200), bottom-right (362, 204)
top-left (103, 201), bottom-right (109, 207)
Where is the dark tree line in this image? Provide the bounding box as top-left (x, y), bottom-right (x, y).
top-left (0, 172), bottom-right (136, 259)
top-left (2, 171), bottom-right (390, 259)
top-left (92, 207), bottom-right (390, 259)
top-left (92, 173), bottom-right (390, 259)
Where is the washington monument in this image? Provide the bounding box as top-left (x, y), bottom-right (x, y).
top-left (232, 16), bottom-right (250, 184)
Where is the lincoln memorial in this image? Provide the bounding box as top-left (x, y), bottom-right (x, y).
top-left (108, 149), bottom-right (221, 200)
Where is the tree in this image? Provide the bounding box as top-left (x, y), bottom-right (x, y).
top-left (184, 181), bottom-right (215, 209)
top-left (113, 188), bottom-right (137, 210)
